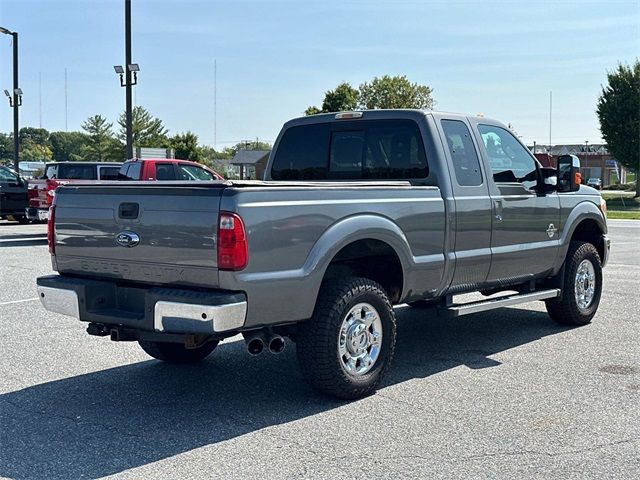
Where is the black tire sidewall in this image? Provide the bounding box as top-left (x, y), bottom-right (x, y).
top-left (565, 243), bottom-right (602, 320)
top-left (330, 289), bottom-right (395, 387)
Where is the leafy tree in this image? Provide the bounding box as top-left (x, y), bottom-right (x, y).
top-left (81, 115), bottom-right (122, 161)
top-left (169, 131), bottom-right (201, 162)
top-left (306, 82), bottom-right (359, 115)
top-left (597, 61), bottom-right (640, 197)
top-left (18, 127), bottom-right (52, 161)
top-left (0, 133), bottom-right (12, 162)
top-left (306, 76), bottom-right (435, 115)
top-left (304, 105), bottom-right (321, 116)
top-left (222, 140), bottom-right (272, 158)
top-left (323, 82), bottom-right (359, 112)
top-left (21, 142), bottom-right (53, 161)
top-left (19, 127), bottom-right (50, 147)
top-left (359, 75), bottom-right (434, 110)
top-left (119, 106), bottom-right (169, 148)
top-left (49, 131), bottom-right (89, 162)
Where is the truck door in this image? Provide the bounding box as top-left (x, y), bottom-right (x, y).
top-left (473, 122), bottom-right (560, 282)
top-left (437, 118), bottom-right (492, 288)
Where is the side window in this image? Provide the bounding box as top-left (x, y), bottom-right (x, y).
top-left (441, 120), bottom-right (482, 186)
top-left (477, 124), bottom-right (538, 190)
top-left (118, 163), bottom-right (130, 179)
top-left (125, 162), bottom-right (141, 180)
top-left (155, 163), bottom-right (176, 180)
top-left (99, 166), bottom-right (120, 180)
top-left (44, 164), bottom-right (58, 179)
top-left (178, 164), bottom-right (215, 181)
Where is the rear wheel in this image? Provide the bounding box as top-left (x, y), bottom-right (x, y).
top-left (296, 277), bottom-right (396, 399)
top-left (545, 241), bottom-right (602, 326)
top-left (138, 340), bottom-right (218, 363)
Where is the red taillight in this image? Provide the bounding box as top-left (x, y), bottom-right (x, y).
top-left (47, 205), bottom-right (56, 255)
top-left (217, 212), bottom-right (248, 271)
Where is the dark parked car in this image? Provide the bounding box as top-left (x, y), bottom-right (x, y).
top-left (587, 177), bottom-right (602, 190)
top-left (0, 166), bottom-right (29, 223)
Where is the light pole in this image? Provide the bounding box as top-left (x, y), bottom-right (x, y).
top-left (0, 26), bottom-right (20, 173)
top-left (113, 0), bottom-right (139, 160)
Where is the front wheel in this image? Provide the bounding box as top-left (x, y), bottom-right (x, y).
top-left (545, 241), bottom-right (602, 326)
top-left (296, 277), bottom-right (396, 399)
top-left (138, 339), bottom-right (218, 363)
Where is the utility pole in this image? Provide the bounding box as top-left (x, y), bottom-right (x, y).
top-left (39, 72), bottom-right (42, 128)
top-left (214, 59), bottom-right (217, 150)
top-left (549, 91), bottom-right (552, 149)
top-left (0, 27), bottom-right (20, 172)
top-left (125, 0), bottom-right (133, 159)
top-left (64, 68), bottom-right (68, 131)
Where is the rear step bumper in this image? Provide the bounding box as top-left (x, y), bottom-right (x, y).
top-left (443, 289), bottom-right (560, 317)
top-left (36, 275), bottom-right (247, 334)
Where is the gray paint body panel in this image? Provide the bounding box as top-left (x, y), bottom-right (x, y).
top-left (47, 110), bottom-right (608, 332)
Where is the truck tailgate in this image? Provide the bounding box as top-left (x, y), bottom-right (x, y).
top-left (52, 183), bottom-right (224, 288)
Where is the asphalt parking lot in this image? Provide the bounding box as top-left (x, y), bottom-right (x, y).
top-left (0, 219), bottom-right (638, 479)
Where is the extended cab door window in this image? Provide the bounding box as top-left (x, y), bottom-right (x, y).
top-left (441, 120), bottom-right (483, 186)
top-left (477, 125), bottom-right (538, 190)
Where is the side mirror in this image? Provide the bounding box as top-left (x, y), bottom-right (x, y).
top-left (557, 154), bottom-right (581, 192)
top-left (539, 167), bottom-right (557, 192)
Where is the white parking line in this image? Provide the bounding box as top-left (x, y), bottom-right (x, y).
top-left (0, 298), bottom-right (39, 306)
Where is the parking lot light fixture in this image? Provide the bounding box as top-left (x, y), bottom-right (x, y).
top-left (1, 25), bottom-right (20, 172)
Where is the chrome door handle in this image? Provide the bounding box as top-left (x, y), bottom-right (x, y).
top-left (493, 199), bottom-right (503, 222)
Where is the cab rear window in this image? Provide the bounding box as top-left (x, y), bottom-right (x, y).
top-left (271, 120), bottom-right (428, 180)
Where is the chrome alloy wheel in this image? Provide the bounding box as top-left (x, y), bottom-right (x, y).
top-left (338, 302), bottom-right (383, 376)
top-left (575, 259), bottom-right (596, 311)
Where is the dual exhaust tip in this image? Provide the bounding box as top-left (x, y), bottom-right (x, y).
top-left (244, 330), bottom-right (285, 355)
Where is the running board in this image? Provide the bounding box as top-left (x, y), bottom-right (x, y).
top-left (442, 289), bottom-right (560, 317)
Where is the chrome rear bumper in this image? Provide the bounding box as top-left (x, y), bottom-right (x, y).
top-left (36, 275), bottom-right (247, 334)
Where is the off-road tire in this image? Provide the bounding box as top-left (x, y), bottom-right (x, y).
top-left (545, 241), bottom-right (602, 326)
top-left (296, 277), bottom-right (396, 399)
top-left (138, 340), bottom-right (218, 363)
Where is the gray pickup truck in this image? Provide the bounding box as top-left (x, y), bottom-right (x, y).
top-left (37, 110), bottom-right (609, 399)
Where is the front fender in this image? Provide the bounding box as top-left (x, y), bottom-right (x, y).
top-left (558, 199), bottom-right (607, 262)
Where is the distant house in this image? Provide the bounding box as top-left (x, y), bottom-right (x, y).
top-left (527, 143), bottom-right (628, 186)
top-left (229, 150), bottom-right (271, 180)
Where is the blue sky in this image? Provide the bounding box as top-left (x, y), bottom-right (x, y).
top-left (0, 0), bottom-right (637, 148)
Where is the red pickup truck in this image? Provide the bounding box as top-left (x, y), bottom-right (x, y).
top-left (26, 162), bottom-right (122, 222)
top-left (118, 158), bottom-right (223, 181)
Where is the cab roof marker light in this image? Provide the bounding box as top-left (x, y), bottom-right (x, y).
top-left (335, 112), bottom-right (363, 120)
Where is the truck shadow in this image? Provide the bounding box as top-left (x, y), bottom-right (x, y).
top-left (0, 306), bottom-right (567, 479)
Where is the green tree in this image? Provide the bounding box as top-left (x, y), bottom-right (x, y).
top-left (359, 75), bottom-right (434, 110)
top-left (169, 131), bottom-right (201, 162)
top-left (81, 115), bottom-right (122, 161)
top-left (49, 131), bottom-right (89, 162)
top-left (119, 106), bottom-right (169, 148)
top-left (306, 82), bottom-right (359, 115)
top-left (222, 140), bottom-right (272, 158)
top-left (0, 133), bottom-right (12, 162)
top-left (304, 105), bottom-right (321, 116)
top-left (19, 127), bottom-right (52, 161)
top-left (597, 61), bottom-right (640, 197)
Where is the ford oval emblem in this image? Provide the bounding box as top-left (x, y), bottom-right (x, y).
top-left (115, 231), bottom-right (140, 248)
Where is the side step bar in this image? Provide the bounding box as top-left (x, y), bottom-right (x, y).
top-left (442, 289), bottom-right (560, 317)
